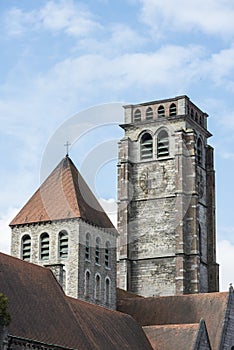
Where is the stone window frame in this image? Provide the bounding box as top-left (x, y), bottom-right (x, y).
top-left (84, 269), bottom-right (91, 298)
top-left (40, 232), bottom-right (50, 261)
top-left (156, 128), bottom-right (170, 158)
top-left (58, 230), bottom-right (68, 259)
top-left (94, 273), bottom-right (101, 301)
top-left (105, 277), bottom-right (111, 305)
top-left (21, 234), bottom-right (31, 261)
top-left (140, 132), bottom-right (153, 160)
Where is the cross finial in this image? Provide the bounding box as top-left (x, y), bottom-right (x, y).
top-left (64, 141), bottom-right (71, 156)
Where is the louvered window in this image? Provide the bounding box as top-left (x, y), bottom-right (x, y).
top-left (169, 103), bottom-right (177, 116)
top-left (105, 241), bottom-right (110, 268)
top-left (157, 105), bottom-right (165, 117)
top-left (40, 232), bottom-right (49, 260)
top-left (95, 237), bottom-right (100, 264)
top-left (85, 233), bottom-right (90, 260)
top-left (22, 235), bottom-right (31, 261)
top-left (59, 231), bottom-right (68, 258)
top-left (140, 133), bottom-right (153, 159)
top-left (157, 130), bottom-right (169, 157)
top-left (146, 107), bottom-right (153, 120)
top-left (134, 109), bottom-right (141, 122)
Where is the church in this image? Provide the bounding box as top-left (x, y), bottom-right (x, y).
top-left (1, 95), bottom-right (234, 349)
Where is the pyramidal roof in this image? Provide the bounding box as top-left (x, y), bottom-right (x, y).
top-left (10, 156), bottom-right (115, 230)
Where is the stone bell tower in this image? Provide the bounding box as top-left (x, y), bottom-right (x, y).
top-left (117, 95), bottom-right (219, 297)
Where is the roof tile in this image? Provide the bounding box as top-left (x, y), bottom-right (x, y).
top-left (10, 156), bottom-right (115, 230)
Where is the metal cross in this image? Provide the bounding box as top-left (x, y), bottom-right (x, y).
top-left (64, 141), bottom-right (71, 156)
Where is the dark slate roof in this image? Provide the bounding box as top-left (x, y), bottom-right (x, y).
top-left (10, 156), bottom-right (116, 230)
top-left (0, 252), bottom-right (152, 350)
top-left (117, 292), bottom-right (229, 350)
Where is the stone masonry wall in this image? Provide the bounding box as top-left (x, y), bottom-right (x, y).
top-left (11, 219), bottom-right (80, 298)
top-left (11, 218), bottom-right (117, 309)
top-left (78, 220), bottom-right (117, 310)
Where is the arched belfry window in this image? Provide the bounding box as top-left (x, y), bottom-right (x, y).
top-left (85, 233), bottom-right (90, 260)
top-left (22, 235), bottom-right (31, 261)
top-left (59, 230), bottom-right (68, 258)
top-left (197, 138), bottom-right (203, 165)
top-left (140, 133), bottom-right (153, 159)
top-left (157, 105), bottom-right (165, 117)
top-left (157, 130), bottom-right (169, 157)
top-left (134, 109), bottom-right (141, 122)
top-left (95, 237), bottom-right (100, 264)
top-left (146, 107), bottom-right (153, 120)
top-left (40, 232), bottom-right (49, 261)
top-left (169, 103), bottom-right (177, 116)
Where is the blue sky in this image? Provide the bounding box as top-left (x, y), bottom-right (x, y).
top-left (1, 0), bottom-right (234, 290)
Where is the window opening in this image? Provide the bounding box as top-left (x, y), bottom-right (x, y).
top-left (22, 235), bottom-right (31, 261)
top-left (40, 233), bottom-right (49, 260)
top-left (59, 231), bottom-right (68, 258)
top-left (105, 278), bottom-right (110, 305)
top-left (140, 133), bottom-right (153, 159)
top-left (157, 105), bottom-right (165, 117)
top-left (197, 138), bottom-right (202, 165)
top-left (85, 270), bottom-right (90, 297)
top-left (146, 107), bottom-right (153, 120)
top-left (85, 233), bottom-right (90, 260)
top-left (169, 103), bottom-right (177, 116)
top-left (134, 109), bottom-right (141, 122)
top-left (105, 242), bottom-right (110, 268)
top-left (157, 130), bottom-right (169, 157)
top-left (95, 274), bottom-right (101, 300)
top-left (95, 237), bottom-right (100, 264)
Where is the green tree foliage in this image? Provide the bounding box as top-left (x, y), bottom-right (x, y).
top-left (0, 293), bottom-right (10, 326)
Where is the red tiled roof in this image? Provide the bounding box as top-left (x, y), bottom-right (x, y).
top-left (10, 156), bottom-right (116, 230)
top-left (143, 323), bottom-right (200, 350)
top-left (117, 288), bottom-right (144, 299)
top-left (117, 292), bottom-right (228, 350)
top-left (0, 252), bottom-right (152, 350)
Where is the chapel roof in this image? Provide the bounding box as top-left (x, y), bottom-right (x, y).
top-left (10, 156), bottom-right (115, 230)
top-left (117, 292), bottom-right (229, 350)
top-left (143, 321), bottom-right (211, 350)
top-left (0, 252), bottom-right (152, 349)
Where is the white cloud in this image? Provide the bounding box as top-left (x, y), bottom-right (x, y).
top-left (39, 0), bottom-right (102, 37)
top-left (0, 208), bottom-right (18, 254)
top-left (217, 240), bottom-right (234, 291)
top-left (206, 46), bottom-right (234, 90)
top-left (35, 44), bottom-right (205, 99)
top-left (4, 0), bottom-right (102, 38)
top-left (4, 7), bottom-right (37, 36)
top-left (139, 0), bottom-right (234, 37)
